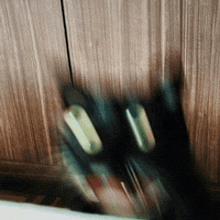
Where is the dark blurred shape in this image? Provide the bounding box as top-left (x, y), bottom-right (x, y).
top-left (60, 79), bottom-right (217, 219)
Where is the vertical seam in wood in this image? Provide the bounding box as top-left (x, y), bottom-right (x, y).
top-left (161, 0), bottom-right (166, 83)
top-left (60, 0), bottom-right (73, 84)
top-left (184, 0), bottom-right (187, 79)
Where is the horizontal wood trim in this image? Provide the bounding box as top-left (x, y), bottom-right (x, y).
top-left (0, 161), bottom-right (66, 181)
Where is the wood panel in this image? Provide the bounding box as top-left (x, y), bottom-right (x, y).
top-left (64, 0), bottom-right (220, 183)
top-left (0, 0), bottom-right (70, 165)
top-left (1, 0), bottom-right (219, 184)
top-left (182, 0), bottom-right (220, 183)
top-left (63, 0), bottom-right (181, 99)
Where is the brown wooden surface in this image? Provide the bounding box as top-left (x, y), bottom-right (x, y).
top-left (64, 0), bottom-right (220, 183)
top-left (63, 0), bottom-right (180, 98)
top-left (0, 0), bottom-right (220, 184)
top-left (0, 0), bottom-right (70, 165)
top-left (182, 0), bottom-right (220, 183)
top-left (63, 0), bottom-right (182, 98)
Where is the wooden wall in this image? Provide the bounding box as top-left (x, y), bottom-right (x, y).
top-left (0, 0), bottom-right (69, 180)
top-left (182, 0), bottom-right (220, 183)
top-left (0, 0), bottom-right (220, 184)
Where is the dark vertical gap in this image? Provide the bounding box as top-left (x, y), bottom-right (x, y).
top-left (217, 1), bottom-right (220, 186)
top-left (148, 1), bottom-right (152, 95)
top-left (180, 0), bottom-right (183, 75)
top-left (60, 0), bottom-right (74, 85)
top-left (180, 0), bottom-right (184, 107)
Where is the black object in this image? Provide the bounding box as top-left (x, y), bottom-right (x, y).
top-left (60, 81), bottom-right (216, 220)
top-left (61, 83), bottom-right (130, 182)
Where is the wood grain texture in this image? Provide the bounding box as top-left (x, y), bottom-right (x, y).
top-left (1, 0), bottom-right (220, 184)
top-left (182, 0), bottom-right (220, 183)
top-left (64, 0), bottom-right (220, 183)
top-left (0, 0), bottom-right (70, 165)
top-left (63, 0), bottom-right (181, 99)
